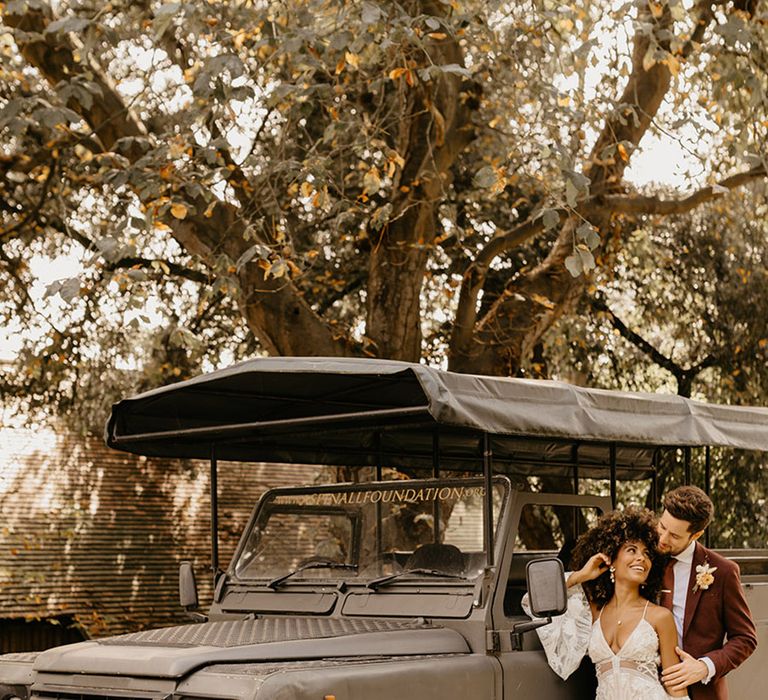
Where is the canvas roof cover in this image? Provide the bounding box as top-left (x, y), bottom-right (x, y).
top-left (105, 357), bottom-right (768, 479)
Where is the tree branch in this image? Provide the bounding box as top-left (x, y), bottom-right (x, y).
top-left (104, 257), bottom-right (209, 284)
top-left (591, 295), bottom-right (717, 397)
top-left (603, 166), bottom-right (768, 216)
top-left (4, 6), bottom-right (147, 152)
top-left (6, 2), bottom-right (356, 358)
top-left (450, 213), bottom-right (560, 355)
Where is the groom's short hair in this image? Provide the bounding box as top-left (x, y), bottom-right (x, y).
top-left (663, 485), bottom-right (714, 534)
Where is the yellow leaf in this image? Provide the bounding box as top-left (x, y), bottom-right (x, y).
top-left (204, 201), bottom-right (216, 218)
top-left (168, 139), bottom-right (187, 158)
top-left (530, 293), bottom-right (556, 309)
top-left (363, 166), bottom-right (382, 194)
top-left (389, 67), bottom-right (407, 80)
top-left (428, 32), bottom-right (447, 40)
top-left (649, 1), bottom-right (664, 19)
top-left (170, 203), bottom-right (188, 219)
top-left (300, 181), bottom-right (314, 198)
top-left (642, 47), bottom-right (656, 72)
top-left (617, 143), bottom-right (629, 163)
top-left (345, 51), bottom-right (360, 69)
top-left (666, 54), bottom-right (680, 77)
top-left (557, 95), bottom-right (570, 107)
top-left (312, 188), bottom-right (329, 209)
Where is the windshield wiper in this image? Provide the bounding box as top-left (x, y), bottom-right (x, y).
top-left (267, 560), bottom-right (358, 589)
top-left (366, 568), bottom-right (468, 590)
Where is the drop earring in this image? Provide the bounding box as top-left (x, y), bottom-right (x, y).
top-left (609, 565), bottom-right (616, 583)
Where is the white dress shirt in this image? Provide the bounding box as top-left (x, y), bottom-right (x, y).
top-left (671, 540), bottom-right (715, 683)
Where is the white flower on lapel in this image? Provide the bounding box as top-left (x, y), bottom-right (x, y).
top-left (693, 561), bottom-right (717, 593)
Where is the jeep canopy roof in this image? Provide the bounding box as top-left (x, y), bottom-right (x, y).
top-left (104, 358), bottom-right (768, 479)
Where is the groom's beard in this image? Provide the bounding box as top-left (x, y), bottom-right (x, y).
top-left (658, 540), bottom-right (692, 557)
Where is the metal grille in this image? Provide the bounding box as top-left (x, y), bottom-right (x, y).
top-left (98, 617), bottom-right (423, 648)
top-left (33, 693), bottom-right (161, 700)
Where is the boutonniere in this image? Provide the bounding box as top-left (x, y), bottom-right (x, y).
top-left (693, 561), bottom-right (717, 593)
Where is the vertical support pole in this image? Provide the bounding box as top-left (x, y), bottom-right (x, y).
top-left (609, 443), bottom-right (617, 509)
top-left (432, 429), bottom-right (440, 543)
top-left (483, 433), bottom-right (494, 566)
top-left (210, 444), bottom-right (219, 577)
top-left (704, 446), bottom-right (711, 548)
top-left (375, 432), bottom-right (383, 557)
top-left (704, 446), bottom-right (711, 497)
top-left (571, 443), bottom-right (579, 541)
top-left (651, 449), bottom-right (659, 512)
top-left (684, 446), bottom-right (691, 485)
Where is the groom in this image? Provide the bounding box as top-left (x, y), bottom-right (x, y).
top-left (657, 485), bottom-right (757, 699)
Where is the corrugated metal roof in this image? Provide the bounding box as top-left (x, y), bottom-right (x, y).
top-left (0, 427), bottom-right (320, 638)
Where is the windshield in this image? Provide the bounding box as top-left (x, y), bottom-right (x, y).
top-left (232, 477), bottom-right (508, 585)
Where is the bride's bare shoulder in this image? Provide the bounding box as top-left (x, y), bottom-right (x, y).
top-left (645, 602), bottom-right (674, 626)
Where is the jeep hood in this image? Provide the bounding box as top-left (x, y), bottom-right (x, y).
top-left (33, 618), bottom-right (468, 678)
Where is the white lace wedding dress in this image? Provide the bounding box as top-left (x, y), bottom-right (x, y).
top-left (522, 586), bottom-right (680, 699)
top-left (589, 601), bottom-right (672, 699)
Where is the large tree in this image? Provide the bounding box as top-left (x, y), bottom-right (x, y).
top-left (1, 0), bottom-right (767, 429)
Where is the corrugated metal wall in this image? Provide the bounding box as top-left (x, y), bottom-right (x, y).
top-left (0, 616), bottom-right (87, 652)
top-left (1, 427), bottom-right (324, 640)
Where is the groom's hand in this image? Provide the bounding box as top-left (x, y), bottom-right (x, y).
top-left (661, 647), bottom-right (709, 691)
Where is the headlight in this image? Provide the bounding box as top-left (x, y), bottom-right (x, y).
top-left (0, 687), bottom-right (28, 700)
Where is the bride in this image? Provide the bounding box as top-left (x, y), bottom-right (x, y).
top-left (523, 507), bottom-right (688, 699)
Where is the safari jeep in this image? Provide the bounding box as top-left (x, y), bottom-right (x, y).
top-left (1, 358), bottom-right (766, 700)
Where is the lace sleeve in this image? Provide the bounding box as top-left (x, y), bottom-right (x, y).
top-left (521, 575), bottom-right (593, 680)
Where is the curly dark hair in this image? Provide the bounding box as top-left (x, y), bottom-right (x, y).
top-left (570, 507), bottom-right (666, 606)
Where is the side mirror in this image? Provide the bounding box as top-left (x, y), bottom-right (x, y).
top-left (525, 557), bottom-right (567, 617)
top-left (179, 560), bottom-right (199, 610)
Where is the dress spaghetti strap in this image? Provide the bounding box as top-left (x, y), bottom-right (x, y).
top-left (641, 599), bottom-right (650, 620)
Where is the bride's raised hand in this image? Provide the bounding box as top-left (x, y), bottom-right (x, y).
top-left (568, 552), bottom-right (611, 587)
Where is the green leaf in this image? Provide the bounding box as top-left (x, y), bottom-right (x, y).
top-left (266, 259), bottom-right (288, 280)
top-left (370, 203), bottom-right (393, 230)
top-left (34, 106), bottom-right (81, 128)
top-left (576, 244), bottom-right (596, 271)
top-left (45, 17), bottom-right (91, 35)
top-left (170, 327), bottom-right (203, 351)
top-left (361, 2), bottom-right (382, 25)
top-left (564, 253), bottom-right (582, 277)
top-left (473, 165), bottom-right (498, 189)
top-left (155, 2), bottom-right (182, 18)
top-left (440, 63), bottom-right (471, 78)
top-left (235, 244), bottom-right (270, 273)
top-left (95, 237), bottom-right (120, 262)
top-left (0, 98), bottom-right (26, 130)
top-left (58, 277), bottom-right (81, 303)
top-left (576, 223), bottom-right (600, 249)
top-left (565, 179), bottom-right (579, 208)
top-left (542, 208), bottom-right (560, 230)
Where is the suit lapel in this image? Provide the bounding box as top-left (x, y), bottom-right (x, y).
top-left (683, 541), bottom-right (706, 639)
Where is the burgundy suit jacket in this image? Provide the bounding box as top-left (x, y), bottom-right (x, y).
top-left (682, 543), bottom-right (757, 700)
